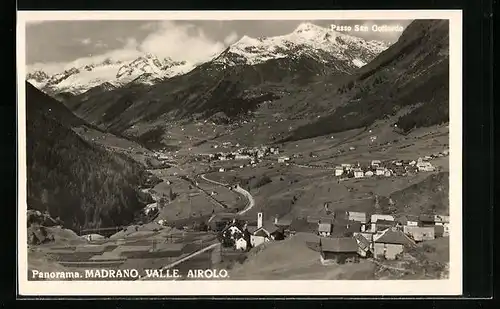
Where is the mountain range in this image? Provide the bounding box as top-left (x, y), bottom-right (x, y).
top-left (26, 20), bottom-right (449, 146)
top-left (28, 23), bottom-right (389, 134)
top-left (27, 54), bottom-right (195, 96)
top-left (27, 23), bottom-right (387, 96)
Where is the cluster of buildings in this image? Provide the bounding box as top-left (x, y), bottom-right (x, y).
top-left (334, 149), bottom-right (449, 179)
top-left (213, 209), bottom-right (449, 264)
top-left (198, 145), bottom-right (281, 169)
top-left (213, 212), bottom-right (286, 251)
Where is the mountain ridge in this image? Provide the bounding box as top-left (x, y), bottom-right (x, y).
top-left (26, 81), bottom-right (156, 232)
top-left (27, 23), bottom-right (388, 97)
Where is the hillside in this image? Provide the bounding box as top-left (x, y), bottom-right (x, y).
top-left (26, 81), bottom-right (155, 232)
top-left (284, 20), bottom-right (449, 142)
top-left (60, 24), bottom-right (387, 134)
top-left (381, 172), bottom-right (449, 215)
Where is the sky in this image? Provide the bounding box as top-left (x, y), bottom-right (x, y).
top-left (26, 19), bottom-right (413, 74)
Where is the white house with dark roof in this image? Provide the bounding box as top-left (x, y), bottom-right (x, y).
top-left (373, 227), bottom-right (416, 260)
top-left (353, 168), bottom-right (364, 178)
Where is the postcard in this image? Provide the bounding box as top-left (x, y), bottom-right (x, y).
top-left (17, 9), bottom-right (462, 296)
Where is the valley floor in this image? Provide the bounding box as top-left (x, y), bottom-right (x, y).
top-left (27, 121), bottom-right (451, 280)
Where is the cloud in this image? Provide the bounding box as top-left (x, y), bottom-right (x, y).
top-left (94, 40), bottom-right (108, 49)
top-left (78, 38), bottom-right (92, 45)
top-left (29, 21), bottom-right (231, 73)
top-left (27, 41), bottom-right (142, 74)
top-left (224, 31), bottom-right (239, 45)
top-left (138, 21), bottom-right (226, 63)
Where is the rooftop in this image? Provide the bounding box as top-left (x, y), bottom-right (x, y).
top-left (374, 228), bottom-right (415, 246)
top-left (353, 233), bottom-right (370, 250)
top-left (320, 237), bottom-right (358, 253)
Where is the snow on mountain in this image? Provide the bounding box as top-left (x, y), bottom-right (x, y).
top-left (28, 55), bottom-right (195, 95)
top-left (27, 23), bottom-right (388, 96)
top-left (214, 22), bottom-right (388, 69)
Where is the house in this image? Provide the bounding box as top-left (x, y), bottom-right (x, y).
top-left (397, 215), bottom-right (419, 227)
top-left (353, 168), bottom-right (364, 178)
top-left (235, 154), bottom-right (251, 160)
top-left (370, 214), bottom-right (395, 232)
top-left (371, 160), bottom-right (381, 167)
top-left (318, 222), bottom-right (332, 237)
top-left (278, 156), bottom-right (290, 163)
top-left (219, 219), bottom-right (247, 248)
top-left (218, 168), bottom-right (225, 172)
top-left (371, 214), bottom-right (395, 223)
top-left (347, 211), bottom-right (367, 224)
top-left (373, 228), bottom-right (416, 260)
top-left (403, 226), bottom-right (435, 242)
top-left (417, 160), bottom-right (435, 172)
top-left (384, 170), bottom-right (392, 177)
top-left (409, 160), bottom-right (417, 166)
top-left (365, 170), bottom-right (374, 177)
top-left (375, 167), bottom-right (386, 176)
top-left (319, 237), bottom-right (359, 264)
top-left (419, 214), bottom-right (436, 227)
top-left (353, 232), bottom-right (375, 253)
top-left (334, 166), bottom-right (344, 176)
top-left (353, 233), bottom-right (372, 257)
top-left (235, 237), bottom-right (248, 251)
top-left (250, 212), bottom-right (285, 247)
top-left (251, 223), bottom-right (284, 247)
top-left (434, 215), bottom-right (450, 225)
top-left (432, 215), bottom-right (450, 237)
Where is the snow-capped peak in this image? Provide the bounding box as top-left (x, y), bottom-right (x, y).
top-left (27, 54), bottom-right (196, 95)
top-left (293, 22), bottom-right (325, 34)
top-left (215, 23), bottom-right (388, 68)
top-left (234, 35), bottom-right (261, 46)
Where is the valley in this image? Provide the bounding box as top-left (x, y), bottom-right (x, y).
top-left (25, 19), bottom-right (451, 281)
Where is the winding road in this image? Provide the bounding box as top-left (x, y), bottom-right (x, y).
top-left (199, 174), bottom-right (256, 215)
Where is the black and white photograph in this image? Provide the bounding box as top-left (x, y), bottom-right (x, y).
top-left (17, 10), bottom-right (462, 296)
